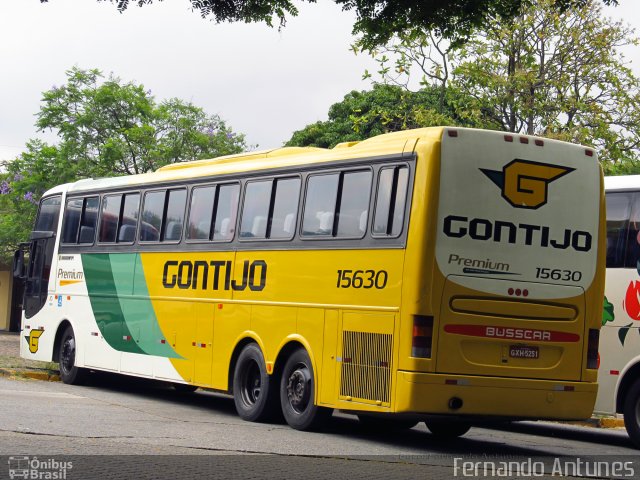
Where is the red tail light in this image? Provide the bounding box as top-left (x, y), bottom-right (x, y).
top-left (412, 315), bottom-right (433, 358)
top-left (587, 329), bottom-right (600, 369)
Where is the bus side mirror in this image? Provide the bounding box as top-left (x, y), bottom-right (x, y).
top-left (13, 249), bottom-right (25, 280)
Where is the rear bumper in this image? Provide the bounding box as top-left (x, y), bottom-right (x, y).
top-left (395, 371), bottom-right (597, 420)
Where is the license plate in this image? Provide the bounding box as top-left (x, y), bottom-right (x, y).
top-left (509, 345), bottom-right (539, 359)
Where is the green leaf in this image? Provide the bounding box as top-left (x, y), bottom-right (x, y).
top-left (602, 296), bottom-right (615, 325)
top-left (619, 323), bottom-right (634, 346)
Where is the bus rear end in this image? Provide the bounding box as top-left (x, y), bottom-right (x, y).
top-left (397, 128), bottom-right (604, 422)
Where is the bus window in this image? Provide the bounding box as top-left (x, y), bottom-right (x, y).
top-left (605, 192), bottom-right (633, 268)
top-left (79, 197), bottom-right (99, 244)
top-left (374, 166), bottom-right (409, 237)
top-left (302, 174), bottom-right (339, 236)
top-left (99, 195), bottom-right (122, 243)
top-left (118, 193), bottom-right (140, 243)
top-left (213, 184), bottom-right (239, 241)
top-left (141, 191), bottom-right (164, 242)
top-left (61, 198), bottom-right (83, 244)
top-left (34, 196), bottom-right (61, 233)
top-left (62, 197), bottom-right (99, 244)
top-left (625, 193), bottom-right (640, 268)
top-left (240, 181), bottom-right (271, 238)
top-left (270, 178), bottom-right (301, 240)
top-left (164, 189), bottom-right (186, 241)
top-left (336, 170), bottom-right (372, 238)
top-left (187, 186), bottom-right (215, 240)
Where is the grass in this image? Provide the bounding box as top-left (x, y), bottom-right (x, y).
top-left (0, 354), bottom-right (58, 372)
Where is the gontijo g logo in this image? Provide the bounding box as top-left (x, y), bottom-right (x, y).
top-left (481, 159), bottom-right (574, 209)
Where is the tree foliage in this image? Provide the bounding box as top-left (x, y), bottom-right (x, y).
top-left (36, 67), bottom-right (247, 177)
top-left (286, 83), bottom-right (497, 148)
top-left (0, 67), bottom-right (247, 264)
top-left (356, 0), bottom-right (640, 173)
top-left (40, 0), bottom-right (617, 48)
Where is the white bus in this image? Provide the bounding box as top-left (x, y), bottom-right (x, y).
top-left (598, 174), bottom-right (640, 447)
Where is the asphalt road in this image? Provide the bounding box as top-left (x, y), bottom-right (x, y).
top-left (0, 373), bottom-right (638, 479)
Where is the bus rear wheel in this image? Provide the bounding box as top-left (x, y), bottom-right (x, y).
top-left (58, 325), bottom-right (87, 385)
top-left (233, 343), bottom-right (278, 422)
top-left (425, 420), bottom-right (471, 439)
top-left (623, 379), bottom-right (640, 448)
top-left (280, 348), bottom-right (332, 431)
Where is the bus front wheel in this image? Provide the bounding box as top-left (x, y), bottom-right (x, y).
top-left (233, 343), bottom-right (278, 422)
top-left (623, 379), bottom-right (640, 448)
top-left (425, 420), bottom-right (471, 439)
top-left (58, 325), bottom-right (87, 385)
top-left (280, 348), bottom-right (332, 431)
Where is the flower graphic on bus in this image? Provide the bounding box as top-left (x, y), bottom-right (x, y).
top-left (620, 281), bottom-right (640, 346)
top-left (624, 281), bottom-right (640, 321)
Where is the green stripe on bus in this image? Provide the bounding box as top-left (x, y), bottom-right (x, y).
top-left (111, 253), bottom-right (181, 358)
top-left (82, 253), bottom-right (145, 354)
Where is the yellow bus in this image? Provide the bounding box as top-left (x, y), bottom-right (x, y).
top-left (14, 127), bottom-right (605, 435)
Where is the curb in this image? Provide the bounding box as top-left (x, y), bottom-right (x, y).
top-left (551, 417), bottom-right (625, 429)
top-left (0, 367), bottom-right (60, 382)
top-left (597, 417), bottom-right (625, 428)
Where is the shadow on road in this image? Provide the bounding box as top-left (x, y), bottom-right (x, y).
top-left (77, 370), bottom-right (635, 456)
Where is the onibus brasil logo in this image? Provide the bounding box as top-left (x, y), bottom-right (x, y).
top-left (8, 456), bottom-right (72, 479)
top-left (481, 159), bottom-right (574, 209)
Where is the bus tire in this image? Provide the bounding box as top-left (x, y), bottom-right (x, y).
top-left (425, 420), bottom-right (471, 439)
top-left (58, 325), bottom-right (87, 385)
top-left (358, 415), bottom-right (418, 431)
top-left (233, 343), bottom-right (278, 422)
top-left (623, 379), bottom-right (640, 448)
top-left (280, 348), bottom-right (332, 431)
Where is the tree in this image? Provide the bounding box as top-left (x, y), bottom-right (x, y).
top-left (286, 83), bottom-right (497, 148)
top-left (40, 0), bottom-right (617, 48)
top-left (0, 67), bottom-right (248, 264)
top-left (36, 67), bottom-right (247, 177)
top-left (454, 0), bottom-right (640, 172)
top-left (0, 141), bottom-right (62, 265)
top-left (357, 0), bottom-right (640, 172)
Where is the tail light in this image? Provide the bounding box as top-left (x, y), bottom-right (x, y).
top-left (587, 328), bottom-right (600, 369)
top-left (412, 315), bottom-right (433, 358)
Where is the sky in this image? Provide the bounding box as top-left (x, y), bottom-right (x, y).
top-left (0, 0), bottom-right (638, 162)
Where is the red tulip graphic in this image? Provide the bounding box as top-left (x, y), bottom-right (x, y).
top-left (624, 281), bottom-right (640, 321)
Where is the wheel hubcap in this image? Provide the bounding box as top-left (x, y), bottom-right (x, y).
top-left (287, 365), bottom-right (311, 413)
top-left (241, 361), bottom-right (261, 406)
top-left (61, 336), bottom-right (75, 374)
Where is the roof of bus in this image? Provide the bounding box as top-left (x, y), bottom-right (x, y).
top-left (48, 127), bottom-right (446, 196)
top-left (604, 175), bottom-right (640, 191)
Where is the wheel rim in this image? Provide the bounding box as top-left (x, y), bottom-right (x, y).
top-left (286, 363), bottom-right (311, 414)
top-left (240, 360), bottom-right (262, 407)
top-left (60, 335), bottom-right (75, 375)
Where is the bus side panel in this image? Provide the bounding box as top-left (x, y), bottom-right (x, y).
top-left (319, 309), bottom-right (339, 405)
top-left (139, 251), bottom-right (235, 385)
top-left (230, 249), bottom-right (405, 409)
top-left (211, 303), bottom-right (251, 391)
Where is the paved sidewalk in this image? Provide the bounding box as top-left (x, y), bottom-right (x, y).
top-left (0, 330), bottom-right (59, 381)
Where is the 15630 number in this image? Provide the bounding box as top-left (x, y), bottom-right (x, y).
top-left (336, 269), bottom-right (388, 289)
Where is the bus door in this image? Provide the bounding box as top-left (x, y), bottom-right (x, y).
top-left (21, 196), bottom-right (62, 319)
